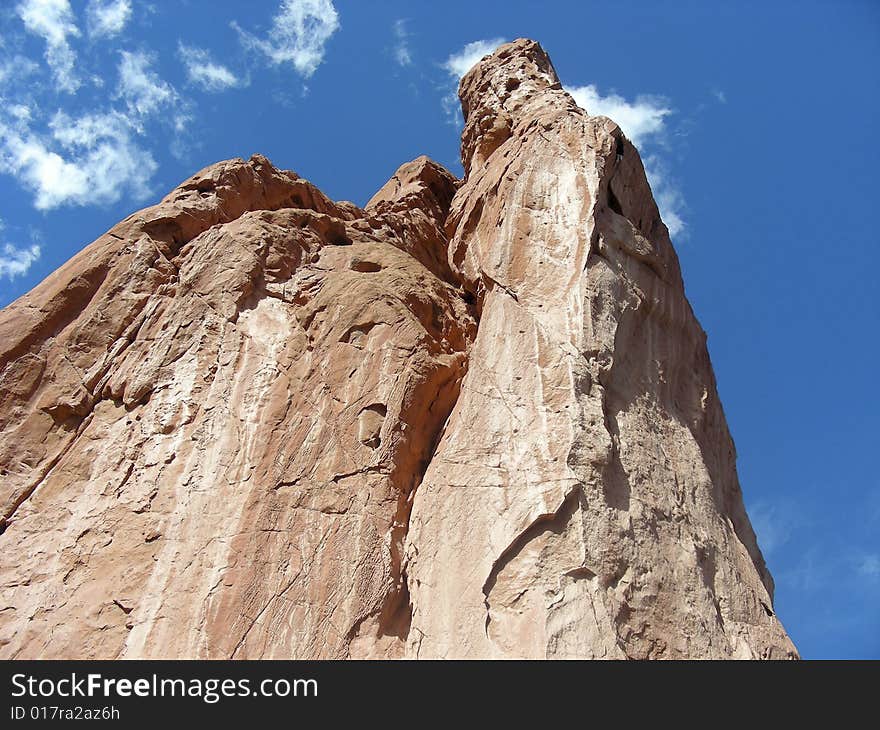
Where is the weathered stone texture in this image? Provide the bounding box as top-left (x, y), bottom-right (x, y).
top-left (0, 39), bottom-right (795, 659)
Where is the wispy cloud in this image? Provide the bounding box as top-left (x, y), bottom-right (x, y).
top-left (178, 43), bottom-right (243, 92)
top-left (0, 47), bottom-right (185, 209)
top-left (566, 85), bottom-right (670, 148)
top-left (116, 50), bottom-right (176, 123)
top-left (784, 545), bottom-right (880, 595)
top-left (0, 110), bottom-right (156, 209)
top-left (443, 38), bottom-right (506, 80)
top-left (0, 220), bottom-right (41, 279)
top-left (233, 0), bottom-right (340, 78)
top-left (642, 156), bottom-right (685, 238)
top-left (0, 242), bottom-right (41, 279)
top-left (1, 1), bottom-right (234, 212)
top-left (567, 84), bottom-right (685, 237)
top-left (857, 554), bottom-right (880, 579)
top-left (392, 19), bottom-right (412, 67)
top-left (16, 0), bottom-right (81, 93)
top-left (0, 55), bottom-right (40, 89)
top-left (748, 500), bottom-right (796, 557)
top-left (85, 0), bottom-right (131, 39)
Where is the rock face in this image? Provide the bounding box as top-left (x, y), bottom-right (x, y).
top-left (0, 40), bottom-right (796, 659)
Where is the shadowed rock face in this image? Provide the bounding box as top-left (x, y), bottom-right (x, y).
top-left (0, 39), bottom-right (796, 659)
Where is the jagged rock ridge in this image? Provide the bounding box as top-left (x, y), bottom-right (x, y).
top-left (0, 40), bottom-right (796, 659)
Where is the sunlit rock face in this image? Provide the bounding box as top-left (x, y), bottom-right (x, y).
top-left (0, 39), bottom-right (796, 659)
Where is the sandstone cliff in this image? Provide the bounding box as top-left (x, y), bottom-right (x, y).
top-left (0, 40), bottom-right (797, 659)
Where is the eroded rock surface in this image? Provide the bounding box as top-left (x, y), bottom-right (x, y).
top-left (0, 39), bottom-right (796, 659)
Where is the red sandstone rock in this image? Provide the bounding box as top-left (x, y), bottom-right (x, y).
top-left (0, 39), bottom-right (796, 659)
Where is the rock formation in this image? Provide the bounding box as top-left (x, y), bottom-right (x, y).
top-left (0, 40), bottom-right (797, 659)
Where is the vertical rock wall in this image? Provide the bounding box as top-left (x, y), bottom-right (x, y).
top-left (0, 40), bottom-right (796, 659)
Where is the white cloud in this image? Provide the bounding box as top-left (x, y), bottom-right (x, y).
top-left (642, 156), bottom-right (685, 238)
top-left (86, 0), bottom-right (132, 39)
top-left (567, 84), bottom-right (686, 237)
top-left (0, 55), bottom-right (40, 90)
top-left (443, 38), bottom-right (506, 79)
top-left (440, 92), bottom-right (460, 127)
top-left (393, 19), bottom-right (412, 67)
top-left (858, 554), bottom-right (880, 579)
top-left (8, 105), bottom-right (33, 124)
top-left (16, 0), bottom-right (81, 93)
top-left (0, 110), bottom-right (156, 209)
top-left (0, 219), bottom-right (41, 278)
top-left (116, 50), bottom-right (175, 123)
top-left (178, 43), bottom-right (242, 92)
top-left (233, 0), bottom-right (340, 78)
top-left (0, 242), bottom-right (41, 278)
top-left (0, 36), bottom-right (186, 211)
top-left (748, 501), bottom-right (795, 558)
top-left (566, 85), bottom-right (670, 149)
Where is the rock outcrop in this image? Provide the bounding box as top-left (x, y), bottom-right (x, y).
top-left (0, 40), bottom-right (797, 659)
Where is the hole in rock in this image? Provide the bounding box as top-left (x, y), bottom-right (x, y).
top-left (350, 259), bottom-right (382, 273)
top-left (341, 322), bottom-right (379, 345)
top-left (358, 404), bottom-right (388, 449)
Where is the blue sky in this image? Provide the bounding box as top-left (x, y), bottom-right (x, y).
top-left (0, 0), bottom-right (877, 659)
